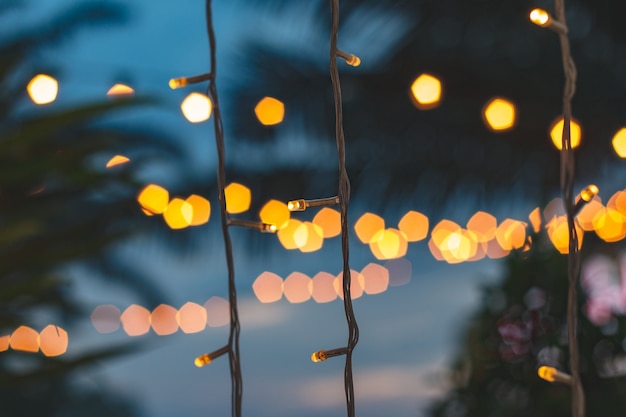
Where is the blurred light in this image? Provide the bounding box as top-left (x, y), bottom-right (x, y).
top-left (485, 238), bottom-right (510, 259)
top-left (91, 304), bottom-right (121, 333)
top-left (482, 98), bottom-right (517, 132)
top-left (277, 219), bottom-right (303, 250)
top-left (440, 230), bottom-right (476, 263)
top-left (106, 154), bottom-right (130, 168)
top-left (27, 74), bottom-right (58, 105)
top-left (10, 326), bottom-right (39, 352)
top-left (467, 241), bottom-right (487, 262)
top-left (137, 184), bottom-right (169, 215)
top-left (410, 73), bottom-right (442, 110)
top-left (397, 210), bottom-right (429, 242)
top-left (254, 97), bottom-right (285, 126)
top-left (186, 194), bottom-right (211, 226)
top-left (529, 207), bottom-right (542, 233)
top-left (177, 302), bottom-right (207, 334)
top-left (369, 228), bottom-right (408, 260)
top-left (253, 272), bottom-right (283, 303)
top-left (608, 190), bottom-right (626, 214)
top-left (259, 199), bottom-right (290, 230)
top-left (546, 215), bottom-right (583, 254)
top-left (204, 297), bottom-right (230, 327)
top-left (466, 211), bottom-right (497, 243)
top-left (354, 212), bottom-right (385, 244)
top-left (334, 270), bottom-right (364, 300)
top-left (0, 335), bottom-right (9, 352)
top-left (550, 117), bottom-right (581, 150)
top-left (495, 219), bottom-right (527, 250)
top-left (361, 263), bottom-right (389, 295)
top-left (543, 197), bottom-right (565, 223)
top-left (151, 304), bottom-right (179, 336)
top-left (224, 183), bottom-right (251, 214)
top-left (181, 92), bottom-right (212, 123)
top-left (538, 365), bottom-right (572, 384)
top-left (121, 304), bottom-right (151, 336)
top-left (428, 237), bottom-right (444, 261)
top-left (313, 208), bottom-right (341, 238)
top-left (431, 219), bottom-right (462, 246)
top-left (163, 198), bottom-right (193, 229)
top-left (294, 222), bottom-right (324, 253)
top-left (385, 258), bottom-right (412, 286)
top-left (529, 8), bottom-right (550, 26)
top-left (311, 272), bottom-right (337, 303)
top-left (612, 128), bottom-right (626, 158)
top-left (576, 198), bottom-right (604, 231)
top-left (38, 325), bottom-right (68, 357)
top-left (283, 272), bottom-right (312, 303)
top-left (593, 208), bottom-right (626, 242)
top-left (106, 83), bottom-right (134, 96)
top-left (579, 184), bottom-right (599, 203)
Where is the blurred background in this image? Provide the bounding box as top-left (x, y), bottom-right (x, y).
top-left (2, 0), bottom-right (626, 416)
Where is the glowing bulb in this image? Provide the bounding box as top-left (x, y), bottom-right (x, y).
top-left (27, 74), bottom-right (58, 105)
top-left (137, 184), bottom-right (169, 215)
top-left (310, 347), bottom-right (348, 363)
top-left (537, 365), bottom-right (572, 384)
top-left (106, 155), bottom-right (130, 168)
top-left (106, 83), bottom-right (134, 96)
top-left (288, 199), bottom-right (306, 211)
top-left (195, 354), bottom-right (212, 367)
top-left (410, 73), bottom-right (442, 110)
top-left (311, 350), bottom-right (327, 362)
top-left (482, 98), bottom-right (517, 132)
top-left (254, 97), bottom-right (285, 126)
top-left (550, 117), bottom-right (581, 150)
top-left (580, 184), bottom-right (599, 202)
top-left (345, 55), bottom-right (361, 66)
top-left (181, 92), bottom-right (212, 123)
top-left (612, 128), bottom-right (626, 158)
top-left (529, 8), bottom-right (550, 26)
top-left (169, 78), bottom-right (187, 89)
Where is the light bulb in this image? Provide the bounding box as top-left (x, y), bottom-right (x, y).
top-left (529, 8), bottom-right (550, 26)
top-left (288, 199), bottom-right (306, 211)
top-left (311, 350), bottom-right (327, 363)
top-left (579, 184), bottom-right (599, 202)
top-left (194, 345), bottom-right (229, 368)
top-left (310, 347), bottom-right (348, 363)
top-left (288, 196), bottom-right (339, 212)
top-left (537, 365), bottom-right (572, 384)
top-left (169, 73), bottom-right (213, 89)
top-left (169, 78), bottom-right (187, 89)
top-left (337, 49), bottom-right (361, 67)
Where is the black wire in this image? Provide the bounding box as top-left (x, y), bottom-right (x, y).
top-left (329, 1), bottom-right (359, 416)
top-left (205, 1), bottom-right (243, 416)
top-left (553, 1), bottom-right (584, 416)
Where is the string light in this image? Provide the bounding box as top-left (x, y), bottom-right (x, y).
top-left (311, 347), bottom-right (348, 363)
top-left (228, 219), bottom-right (277, 233)
top-left (287, 196), bottom-right (339, 211)
top-left (573, 184), bottom-right (599, 213)
top-left (529, 8), bottom-right (568, 35)
top-left (195, 345), bottom-right (229, 368)
top-left (336, 49), bottom-right (361, 67)
top-left (169, 72), bottom-right (214, 89)
top-left (538, 365), bottom-right (573, 385)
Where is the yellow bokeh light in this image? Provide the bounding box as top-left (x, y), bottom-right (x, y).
top-left (283, 272), bottom-right (312, 304)
top-left (252, 271), bottom-right (283, 303)
top-left (106, 154), bottom-right (131, 168)
top-left (294, 221), bottom-right (324, 253)
top-left (608, 190), bottom-right (626, 215)
top-left (311, 272), bottom-right (337, 303)
top-left (334, 270), bottom-right (364, 300)
top-left (181, 92), bottom-right (212, 123)
top-left (576, 198), bottom-right (603, 231)
top-left (10, 326), bottom-right (39, 353)
top-left (277, 219), bottom-right (303, 250)
top-left (163, 198), bottom-right (193, 229)
top-left (106, 83), bottom-right (134, 96)
top-left (151, 304), bottom-right (179, 336)
top-left (224, 182), bottom-right (251, 214)
top-left (592, 208), bottom-right (626, 243)
top-left (482, 97), bottom-right (517, 132)
top-left (137, 184), bottom-right (169, 215)
top-left (354, 212), bottom-right (385, 244)
top-left (185, 194), bottom-right (211, 226)
top-left (397, 210), bottom-right (429, 242)
top-left (538, 365), bottom-right (556, 382)
top-left (369, 228), bottom-right (408, 260)
top-left (176, 302), bottom-right (207, 334)
top-left (440, 229), bottom-right (477, 264)
top-left (410, 73), bottom-right (442, 110)
top-left (121, 304), bottom-right (151, 336)
top-left (259, 199), bottom-right (290, 230)
top-left (550, 117), bottom-right (581, 150)
top-left (495, 219), bottom-right (527, 251)
top-left (38, 325), bottom-right (68, 357)
top-left (528, 207), bottom-right (542, 233)
top-left (431, 219), bottom-right (462, 246)
top-left (612, 128), bottom-right (626, 158)
top-left (254, 97), bottom-right (285, 126)
top-left (546, 215), bottom-right (583, 254)
top-left (313, 208), bottom-right (341, 238)
top-left (27, 74), bottom-right (58, 105)
top-left (91, 304), bottom-right (121, 334)
top-left (529, 8), bottom-right (550, 26)
top-left (360, 263), bottom-right (389, 295)
top-left (466, 211), bottom-right (497, 243)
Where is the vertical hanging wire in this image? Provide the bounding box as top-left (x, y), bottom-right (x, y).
top-left (329, 0), bottom-right (359, 416)
top-left (205, 1), bottom-right (243, 416)
top-left (553, 0), bottom-right (584, 416)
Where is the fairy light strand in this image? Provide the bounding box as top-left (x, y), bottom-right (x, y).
top-left (205, 1), bottom-right (243, 415)
top-left (543, 1), bottom-right (585, 416)
top-left (330, 0), bottom-right (359, 416)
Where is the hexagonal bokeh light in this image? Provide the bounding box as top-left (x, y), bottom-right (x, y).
top-left (254, 96), bottom-right (285, 126)
top-left (550, 117), bottom-right (581, 150)
top-left (410, 73), bottom-right (442, 110)
top-left (482, 97), bottom-right (517, 132)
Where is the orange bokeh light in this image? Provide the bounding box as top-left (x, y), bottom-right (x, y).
top-left (294, 221), bottom-right (324, 253)
top-left (410, 73), bottom-right (442, 110)
top-left (39, 325), bottom-right (68, 357)
top-left (576, 198), bottom-right (603, 231)
top-left (311, 272), bottom-right (337, 303)
top-left (106, 83), bottom-right (134, 96)
top-left (186, 194), bottom-right (211, 226)
top-left (137, 184), bottom-right (169, 215)
top-left (283, 272), bottom-right (312, 303)
top-left (398, 210), bottom-right (429, 242)
top-left (313, 208), bottom-right (341, 238)
top-left (163, 198), bottom-right (193, 229)
top-left (121, 304), bottom-right (151, 336)
top-left (546, 215), bottom-right (583, 254)
top-left (485, 237), bottom-right (510, 259)
top-left (204, 297), bottom-right (230, 327)
top-left (466, 211), bottom-right (497, 243)
top-left (0, 335), bottom-right (9, 352)
top-left (482, 97), bottom-right (517, 132)
top-left (91, 304), bottom-right (121, 334)
top-left (106, 154), bottom-right (130, 168)
top-left (253, 272), bottom-right (283, 303)
top-left (181, 92), bottom-right (212, 123)
top-left (611, 128), bottom-right (626, 158)
top-left (27, 74), bottom-right (58, 105)
top-left (549, 117), bottom-right (581, 150)
top-left (495, 219), bottom-right (527, 250)
top-left (334, 270), bottom-right (364, 300)
top-left (277, 219), bottom-right (303, 250)
top-left (593, 208), bottom-right (626, 242)
top-left (254, 97), bottom-right (285, 126)
top-left (177, 302), bottom-right (207, 334)
top-left (224, 183), bottom-right (251, 214)
top-left (369, 228), bottom-right (408, 260)
top-left (10, 326), bottom-right (39, 352)
top-left (361, 263), bottom-right (389, 295)
top-left (151, 304), bottom-right (179, 336)
top-left (528, 207), bottom-right (542, 233)
top-left (354, 212), bottom-right (385, 244)
top-left (259, 199), bottom-right (290, 230)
